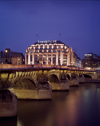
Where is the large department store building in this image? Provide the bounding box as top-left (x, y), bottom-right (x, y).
top-left (25, 40), bottom-right (81, 67)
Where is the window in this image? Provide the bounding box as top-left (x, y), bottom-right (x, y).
top-left (45, 45), bottom-right (47, 49)
top-left (30, 55), bottom-right (32, 62)
top-left (54, 45), bottom-right (56, 49)
top-left (49, 45), bottom-right (52, 49)
top-left (40, 45), bottom-right (43, 49)
top-left (49, 50), bottom-right (51, 53)
top-left (39, 55), bottom-right (42, 61)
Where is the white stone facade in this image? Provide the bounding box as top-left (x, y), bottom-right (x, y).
top-left (25, 40), bottom-right (75, 66)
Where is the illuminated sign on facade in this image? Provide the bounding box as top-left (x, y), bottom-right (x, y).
top-left (85, 54), bottom-right (92, 56)
top-left (38, 40), bottom-right (56, 43)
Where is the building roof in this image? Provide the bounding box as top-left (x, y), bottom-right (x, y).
top-left (29, 40), bottom-right (69, 48)
top-left (85, 53), bottom-right (100, 58)
top-left (0, 49), bottom-right (25, 58)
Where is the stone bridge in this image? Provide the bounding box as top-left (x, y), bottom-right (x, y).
top-left (0, 65), bottom-right (100, 100)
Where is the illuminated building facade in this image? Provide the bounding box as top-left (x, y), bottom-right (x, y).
top-left (25, 40), bottom-right (80, 67)
top-left (82, 53), bottom-right (100, 68)
top-left (0, 48), bottom-right (25, 65)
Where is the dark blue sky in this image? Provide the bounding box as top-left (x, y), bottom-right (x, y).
top-left (0, 0), bottom-right (100, 59)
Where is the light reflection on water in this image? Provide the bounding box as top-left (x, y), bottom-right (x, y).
top-left (17, 83), bottom-right (100, 126)
top-left (0, 83), bottom-right (100, 126)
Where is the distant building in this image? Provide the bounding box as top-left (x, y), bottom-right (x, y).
top-left (0, 48), bottom-right (25, 65)
top-left (25, 40), bottom-right (81, 67)
top-left (82, 53), bottom-right (100, 68)
top-left (74, 53), bottom-right (82, 68)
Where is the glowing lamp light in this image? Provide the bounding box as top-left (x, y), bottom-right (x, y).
top-left (61, 46), bottom-right (63, 48)
top-left (5, 49), bottom-right (8, 53)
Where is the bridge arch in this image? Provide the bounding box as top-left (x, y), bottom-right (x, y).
top-left (83, 74), bottom-right (92, 78)
top-left (66, 74), bottom-right (71, 80)
top-left (48, 74), bottom-right (60, 90)
top-left (48, 74), bottom-right (59, 83)
top-left (48, 70), bottom-right (60, 80)
top-left (83, 71), bottom-right (97, 79)
top-left (13, 77), bottom-right (37, 90)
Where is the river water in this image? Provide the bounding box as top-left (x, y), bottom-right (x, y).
top-left (0, 83), bottom-right (100, 126)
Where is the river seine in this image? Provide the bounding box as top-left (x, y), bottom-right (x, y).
top-left (0, 83), bottom-right (100, 126)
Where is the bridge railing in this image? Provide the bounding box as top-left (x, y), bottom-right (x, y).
top-left (0, 64), bottom-right (95, 72)
top-left (0, 64), bottom-right (33, 69)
